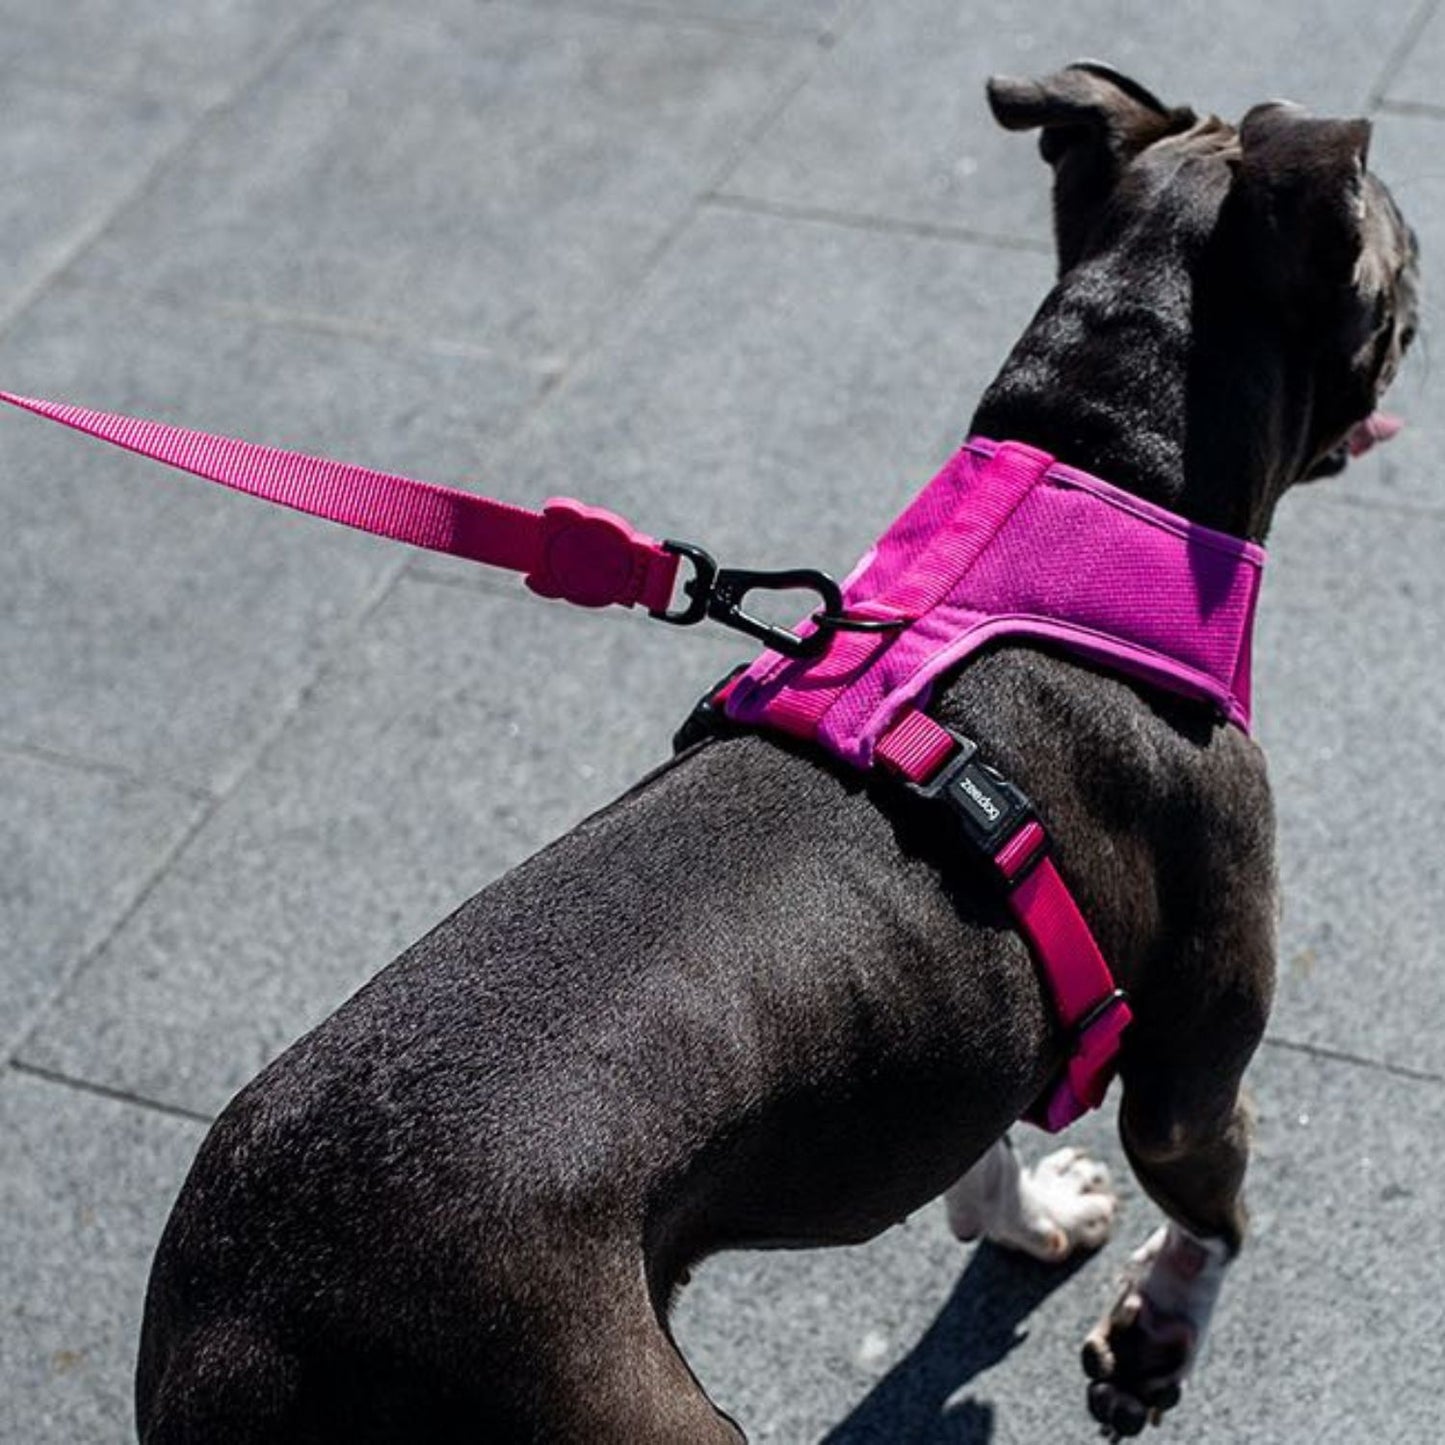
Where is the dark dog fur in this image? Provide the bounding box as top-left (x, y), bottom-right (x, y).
top-left (135, 64), bottom-right (1418, 1443)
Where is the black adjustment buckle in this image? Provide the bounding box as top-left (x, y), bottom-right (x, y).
top-left (651, 540), bottom-right (844, 660)
top-left (901, 728), bottom-right (1040, 869)
top-left (672, 663), bottom-right (748, 755)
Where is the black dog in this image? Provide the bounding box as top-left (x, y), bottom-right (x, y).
top-left (135, 64), bottom-right (1418, 1443)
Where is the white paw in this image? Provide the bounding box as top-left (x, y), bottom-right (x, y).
top-left (949, 1144), bottom-right (1118, 1262)
top-left (1007, 1146), bottom-right (1118, 1261)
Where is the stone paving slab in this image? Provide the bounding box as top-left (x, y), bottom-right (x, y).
top-left (0, 283), bottom-right (538, 793)
top-left (1253, 492), bottom-right (1445, 1074)
top-left (0, 74), bottom-right (189, 327)
top-left (0, 0), bottom-right (331, 106)
top-left (18, 577), bottom-right (743, 1117)
top-left (415, 202), bottom-right (1053, 594)
top-left (673, 1041), bottom-right (1445, 1443)
top-left (0, 751), bottom-right (202, 1060)
top-left (723, 0), bottom-right (1421, 238)
top-left (1381, 6), bottom-right (1445, 108)
top-left (0, 1069), bottom-right (205, 1445)
top-left (67, 0), bottom-right (809, 364)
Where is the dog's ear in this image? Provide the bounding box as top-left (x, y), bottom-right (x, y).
top-left (987, 61), bottom-right (1197, 272)
top-left (1233, 102), bottom-right (1372, 285)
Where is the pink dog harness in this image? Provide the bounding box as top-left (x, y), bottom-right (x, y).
top-left (0, 393), bottom-right (1263, 1130)
top-left (725, 439), bottom-right (1261, 750)
top-left (704, 438), bottom-right (1264, 1129)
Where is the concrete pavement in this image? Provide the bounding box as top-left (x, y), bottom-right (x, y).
top-left (2, 2), bottom-right (1442, 1440)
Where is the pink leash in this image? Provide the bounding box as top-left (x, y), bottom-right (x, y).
top-left (0, 390), bottom-right (854, 656)
top-left (0, 391), bottom-right (688, 614)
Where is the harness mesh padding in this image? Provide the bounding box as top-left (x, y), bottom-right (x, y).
top-left (725, 439), bottom-right (1263, 762)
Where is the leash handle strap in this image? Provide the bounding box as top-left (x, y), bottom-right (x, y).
top-left (0, 391), bottom-right (680, 614)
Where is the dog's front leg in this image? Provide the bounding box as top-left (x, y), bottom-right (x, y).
top-left (1082, 1085), bottom-right (1253, 1438)
top-left (945, 1134), bottom-right (1117, 1262)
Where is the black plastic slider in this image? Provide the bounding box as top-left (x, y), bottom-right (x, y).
top-left (900, 727), bottom-right (1038, 862)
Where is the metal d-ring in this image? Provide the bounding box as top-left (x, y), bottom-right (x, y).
top-left (808, 610), bottom-right (911, 637)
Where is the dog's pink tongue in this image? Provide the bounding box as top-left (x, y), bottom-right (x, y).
top-left (1347, 411), bottom-right (1404, 457)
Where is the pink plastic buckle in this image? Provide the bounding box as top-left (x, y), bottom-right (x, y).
top-left (525, 498), bottom-right (650, 609)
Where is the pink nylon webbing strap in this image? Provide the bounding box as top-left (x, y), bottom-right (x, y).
top-left (0, 391), bottom-right (680, 614)
top-left (876, 706), bottom-right (1132, 1131)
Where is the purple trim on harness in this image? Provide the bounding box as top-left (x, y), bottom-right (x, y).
top-left (725, 439), bottom-right (1264, 763)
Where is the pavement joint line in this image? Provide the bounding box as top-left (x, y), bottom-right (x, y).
top-left (8, 1040), bottom-right (1439, 1145)
top-left (8, 795), bottom-right (216, 1068)
top-left (1377, 97), bottom-right (1445, 120)
top-left (603, 7), bottom-right (851, 303)
top-left (704, 192), bottom-right (1056, 255)
top-left (0, 0), bottom-right (346, 352)
top-left (1368, 0), bottom-right (1442, 109)
top-left (701, 14), bottom-right (864, 205)
top-left (127, 287), bottom-right (568, 380)
top-left (205, 552), bottom-right (416, 804)
top-left (7, 1059), bottom-right (214, 1128)
top-left (0, 56), bottom-right (209, 111)
top-left (472, 13), bottom-right (838, 468)
top-left (14, 1044), bottom-right (1434, 1147)
top-left (495, 0), bottom-right (839, 41)
top-left (0, 738), bottom-right (216, 807)
top-left (1263, 1033), bottom-right (1445, 1086)
top-left (280, 0), bottom-right (862, 492)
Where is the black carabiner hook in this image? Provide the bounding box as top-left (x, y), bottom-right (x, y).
top-left (651, 541), bottom-right (843, 659)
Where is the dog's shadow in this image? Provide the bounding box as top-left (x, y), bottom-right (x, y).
top-left (817, 1243), bottom-right (1089, 1445)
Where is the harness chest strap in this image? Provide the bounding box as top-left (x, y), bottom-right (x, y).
top-left (875, 708), bottom-right (1132, 1132)
top-left (688, 675), bottom-right (1130, 1132)
top-left (710, 439), bottom-right (1264, 1129)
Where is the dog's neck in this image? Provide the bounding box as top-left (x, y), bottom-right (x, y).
top-left (971, 238), bottom-right (1296, 542)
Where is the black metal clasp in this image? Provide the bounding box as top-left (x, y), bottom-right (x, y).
top-left (652, 540), bottom-right (845, 659)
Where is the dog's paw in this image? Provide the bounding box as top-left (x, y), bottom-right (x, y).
top-left (953, 1144), bottom-right (1121, 1260)
top-left (1010, 1146), bottom-right (1118, 1262)
top-left (1080, 1225), bottom-right (1229, 1438)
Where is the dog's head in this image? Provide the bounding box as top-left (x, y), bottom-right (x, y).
top-left (983, 62), bottom-right (1418, 532)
